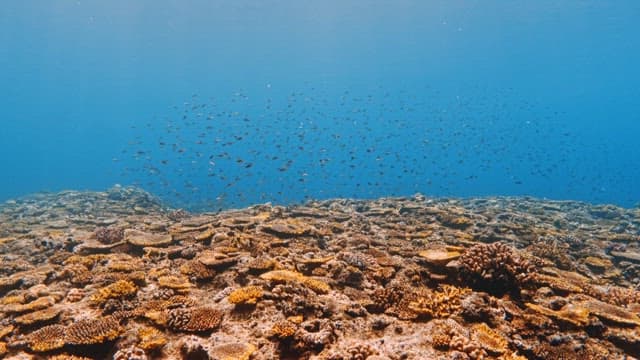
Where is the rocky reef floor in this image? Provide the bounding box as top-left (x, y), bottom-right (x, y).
top-left (0, 186), bottom-right (639, 359)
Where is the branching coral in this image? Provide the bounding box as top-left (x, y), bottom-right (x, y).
top-left (407, 285), bottom-right (471, 319)
top-left (458, 242), bottom-right (535, 294)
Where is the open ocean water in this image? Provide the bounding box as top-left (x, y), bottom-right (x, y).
top-left (1, 1), bottom-right (639, 210)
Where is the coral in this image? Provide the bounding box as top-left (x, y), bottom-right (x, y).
top-left (366, 283), bottom-right (406, 314)
top-left (197, 250), bottom-right (239, 268)
top-left (418, 249), bottom-right (462, 266)
top-left (66, 288), bottom-right (86, 302)
top-left (599, 285), bottom-right (640, 307)
top-left (137, 326), bottom-right (167, 351)
top-left (91, 280), bottom-right (138, 304)
top-left (2, 296), bottom-right (55, 314)
top-left (166, 307), bottom-right (224, 332)
top-left (471, 323), bottom-right (508, 355)
top-left (158, 275), bottom-right (193, 293)
top-left (261, 220), bottom-right (310, 238)
top-left (0, 325), bottom-right (14, 340)
top-left (527, 239), bottom-right (573, 270)
top-left (0, 342), bottom-right (6, 357)
top-left (167, 208), bottom-right (189, 221)
top-left (24, 324), bottom-right (66, 352)
top-left (210, 342), bottom-right (257, 360)
top-left (114, 346), bottom-right (148, 360)
top-left (529, 273), bottom-right (583, 294)
top-left (580, 299), bottom-right (640, 327)
top-left (247, 257), bottom-right (277, 274)
top-left (271, 320), bottom-right (297, 338)
top-left (94, 226), bottom-right (124, 244)
top-left (49, 356), bottom-right (93, 360)
top-left (525, 303), bottom-right (590, 327)
top-left (290, 319), bottom-right (336, 354)
top-left (65, 316), bottom-right (124, 345)
top-left (407, 285), bottom-right (471, 319)
top-left (326, 342), bottom-right (379, 360)
top-left (125, 229), bottom-right (173, 247)
top-left (458, 242), bottom-right (535, 294)
top-left (228, 285), bottom-right (264, 305)
top-left (260, 270), bottom-right (331, 294)
top-left (180, 260), bottom-right (217, 280)
top-left (14, 307), bottom-right (61, 325)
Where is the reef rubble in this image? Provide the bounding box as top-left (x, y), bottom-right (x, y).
top-left (0, 186), bottom-right (639, 359)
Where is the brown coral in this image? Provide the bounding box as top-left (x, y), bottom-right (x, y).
top-left (166, 307), bottom-right (224, 332)
top-left (14, 307), bottom-right (61, 325)
top-left (458, 242), bottom-right (535, 294)
top-left (24, 324), bottom-right (66, 352)
top-left (94, 226), bottom-right (124, 244)
top-left (64, 316), bottom-right (124, 345)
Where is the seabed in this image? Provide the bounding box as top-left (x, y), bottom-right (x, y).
top-left (0, 186), bottom-right (639, 359)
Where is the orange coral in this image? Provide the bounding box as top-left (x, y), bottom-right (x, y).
top-left (260, 270), bottom-right (330, 294)
top-left (472, 323), bottom-right (508, 355)
top-left (228, 286), bottom-right (264, 305)
top-left (271, 320), bottom-right (297, 338)
top-left (137, 326), bottom-right (167, 350)
top-left (90, 280), bottom-right (137, 304)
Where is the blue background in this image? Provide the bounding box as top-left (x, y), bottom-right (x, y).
top-left (1, 1), bottom-right (639, 209)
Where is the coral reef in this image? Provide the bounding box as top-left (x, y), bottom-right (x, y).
top-left (0, 188), bottom-right (639, 358)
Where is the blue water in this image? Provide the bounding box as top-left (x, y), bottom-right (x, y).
top-left (1, 1), bottom-right (639, 210)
